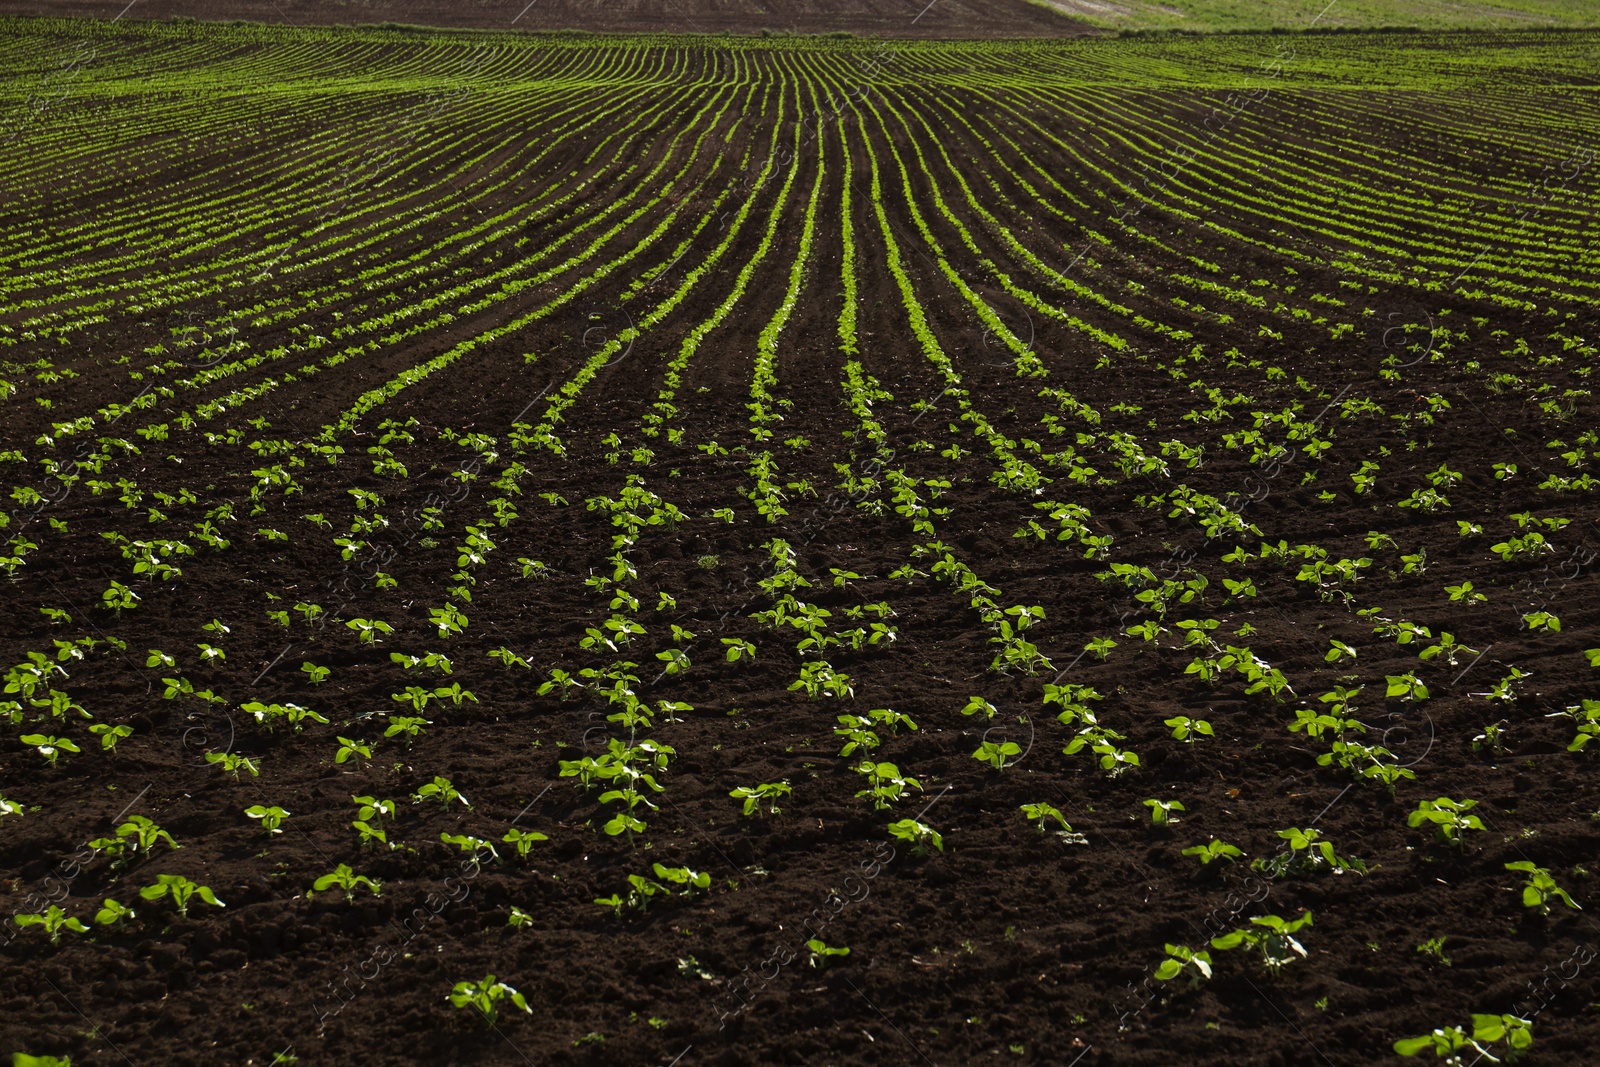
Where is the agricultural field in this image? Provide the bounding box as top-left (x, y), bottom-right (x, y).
top-left (2, 12), bottom-right (1600, 1067)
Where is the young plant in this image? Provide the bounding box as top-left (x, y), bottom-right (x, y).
top-left (1154, 943), bottom-right (1213, 987)
top-left (311, 864), bottom-right (382, 902)
top-left (245, 805), bottom-right (290, 835)
top-left (887, 818), bottom-right (944, 856)
top-left (300, 661), bottom-right (330, 685)
top-left (139, 874), bottom-right (224, 917)
top-left (651, 863), bottom-right (711, 894)
top-left (205, 751), bottom-right (259, 780)
top-left (334, 737), bottom-right (372, 765)
top-left (1183, 839), bottom-right (1244, 865)
top-left (20, 733), bottom-right (80, 767)
top-left (721, 637), bottom-right (756, 664)
top-left (1505, 862), bottom-right (1580, 916)
top-left (972, 738), bottom-right (1023, 770)
top-left (441, 833), bottom-right (500, 864)
top-left (1394, 1014), bottom-right (1532, 1064)
top-left (1210, 912), bottom-right (1313, 974)
top-left (502, 827), bottom-right (549, 860)
top-left (1143, 799), bottom-right (1185, 826)
top-left (730, 781), bottom-right (791, 817)
top-left (384, 716), bottom-right (430, 746)
top-left (413, 776), bottom-right (468, 807)
top-left (12, 905), bottom-right (89, 944)
top-left (961, 696), bottom-right (998, 720)
top-left (447, 975), bottom-right (531, 1027)
top-left (806, 939), bottom-right (850, 970)
top-left (93, 898), bottom-right (136, 929)
top-left (1164, 716), bottom-right (1213, 742)
top-left (1408, 798), bottom-right (1488, 848)
top-left (88, 722), bottom-right (133, 752)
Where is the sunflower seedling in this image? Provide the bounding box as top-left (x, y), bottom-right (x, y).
top-left (441, 833), bottom-right (500, 864)
top-left (1165, 716), bottom-right (1213, 742)
top-left (93, 898), bottom-right (136, 929)
top-left (206, 751), bottom-right (259, 779)
top-left (652, 864), bottom-right (710, 894)
top-left (13, 905), bottom-right (89, 944)
top-left (1408, 798), bottom-right (1487, 848)
top-left (973, 739), bottom-right (1022, 770)
top-left (384, 715), bottom-right (430, 746)
top-left (731, 781), bottom-right (791, 816)
top-left (88, 723), bottom-right (133, 752)
top-left (807, 939), bottom-right (850, 970)
top-left (139, 874), bottom-right (224, 917)
top-left (1394, 1014), bottom-right (1532, 1063)
top-left (1154, 944), bottom-right (1213, 987)
top-left (312, 864), bottom-right (382, 902)
top-left (502, 828), bottom-right (548, 860)
top-left (1210, 912), bottom-right (1313, 974)
top-left (20, 734), bottom-right (79, 767)
top-left (887, 818), bottom-right (943, 856)
top-left (413, 776), bottom-right (468, 807)
top-left (1505, 862), bottom-right (1580, 915)
top-left (245, 805), bottom-right (290, 835)
top-left (1144, 799), bottom-right (1185, 826)
top-left (334, 737), bottom-right (372, 765)
top-left (1183, 839), bottom-right (1244, 865)
top-left (448, 975), bottom-right (531, 1027)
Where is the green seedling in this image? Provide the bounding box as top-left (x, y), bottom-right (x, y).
top-left (730, 781), bottom-right (791, 816)
top-left (334, 737), bottom-right (372, 765)
top-left (441, 833), bottom-right (500, 864)
top-left (1020, 802), bottom-right (1069, 832)
top-left (887, 818), bottom-right (943, 856)
top-left (205, 751), bottom-right (259, 779)
top-left (1395, 1014), bottom-right (1532, 1064)
top-left (384, 716), bottom-right (430, 746)
top-left (448, 975), bottom-right (531, 1027)
top-left (508, 906), bottom-right (534, 929)
top-left (312, 864), bottom-right (382, 901)
top-left (413, 776), bottom-right (468, 807)
top-left (1386, 672), bottom-right (1430, 701)
top-left (1164, 716), bottom-right (1213, 742)
top-left (1408, 798), bottom-right (1488, 848)
top-left (87, 723), bottom-right (133, 752)
top-left (595, 873), bottom-right (667, 915)
top-left (20, 734), bottom-right (79, 767)
top-left (1144, 799), bottom-right (1185, 826)
top-left (961, 696), bottom-right (998, 720)
top-left (300, 661), bottom-right (330, 685)
top-left (973, 739), bottom-right (1022, 770)
top-left (486, 646), bottom-right (530, 669)
top-left (856, 761), bottom-right (921, 809)
top-left (1252, 828), bottom-right (1367, 877)
top-left (1154, 943), bottom-right (1212, 987)
top-left (13, 1055), bottom-right (73, 1067)
top-left (1211, 912), bottom-right (1313, 974)
top-left (1505, 862), bottom-right (1580, 916)
top-left (345, 618), bottom-right (394, 644)
top-left (139, 874), bottom-right (224, 917)
top-left (13, 905), bottom-right (89, 944)
top-left (1183, 839), bottom-right (1244, 865)
top-left (807, 939), bottom-right (850, 970)
top-left (651, 864), bottom-right (710, 893)
top-left (502, 828), bottom-right (549, 860)
top-left (116, 815), bottom-right (179, 852)
top-left (245, 805), bottom-right (290, 835)
top-left (93, 898), bottom-right (136, 929)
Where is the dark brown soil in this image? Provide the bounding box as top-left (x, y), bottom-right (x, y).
top-left (2, 23), bottom-right (1600, 1067)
